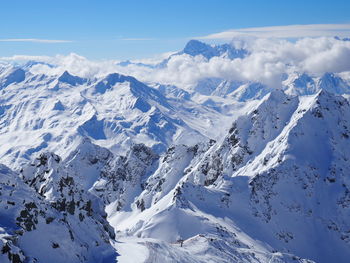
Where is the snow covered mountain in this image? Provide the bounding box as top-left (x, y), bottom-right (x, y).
top-left (283, 72), bottom-right (350, 96)
top-left (0, 161), bottom-right (116, 263)
top-left (117, 39), bottom-right (248, 68)
top-left (179, 40), bottom-right (248, 60)
top-left (106, 89), bottom-right (350, 263)
top-left (191, 70), bottom-right (350, 100)
top-left (0, 65), bottom-right (227, 169)
top-left (1, 38), bottom-right (350, 262)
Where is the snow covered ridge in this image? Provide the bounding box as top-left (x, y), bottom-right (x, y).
top-left (0, 135), bottom-right (315, 263)
top-left (0, 66), bottom-right (215, 168)
top-left (108, 90), bottom-right (350, 263)
top-left (0, 44), bottom-right (349, 169)
top-left (1, 88), bottom-right (350, 261)
top-left (0, 38), bottom-right (350, 262)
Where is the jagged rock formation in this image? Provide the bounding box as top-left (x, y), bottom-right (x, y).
top-left (107, 90), bottom-right (350, 263)
top-left (0, 162), bottom-right (116, 263)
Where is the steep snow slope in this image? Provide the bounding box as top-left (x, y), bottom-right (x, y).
top-left (6, 134), bottom-right (313, 263)
top-left (107, 90), bottom-right (350, 263)
top-left (2, 87), bottom-right (349, 262)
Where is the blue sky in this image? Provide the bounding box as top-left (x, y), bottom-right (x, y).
top-left (0, 0), bottom-right (349, 60)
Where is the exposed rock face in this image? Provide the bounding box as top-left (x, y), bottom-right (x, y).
top-left (106, 90), bottom-right (350, 263)
top-left (0, 162), bottom-right (116, 263)
top-left (92, 142), bottom-right (159, 209)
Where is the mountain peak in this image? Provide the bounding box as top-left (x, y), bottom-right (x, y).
top-left (318, 72), bottom-right (349, 94)
top-left (1, 67), bottom-right (26, 88)
top-left (183, 40), bottom-right (214, 58)
top-left (182, 39), bottom-right (247, 60)
top-left (58, 70), bottom-right (85, 86)
top-left (314, 87), bottom-right (349, 107)
top-left (267, 88), bottom-right (288, 101)
top-left (93, 73), bottom-right (132, 94)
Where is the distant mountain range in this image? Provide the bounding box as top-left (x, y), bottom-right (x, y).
top-left (0, 39), bottom-right (350, 263)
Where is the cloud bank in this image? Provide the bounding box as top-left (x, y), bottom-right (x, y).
top-left (199, 24), bottom-right (350, 40)
top-left (1, 36), bottom-right (350, 89)
top-left (116, 37), bottom-right (350, 88)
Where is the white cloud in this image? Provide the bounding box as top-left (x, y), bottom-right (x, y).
top-left (2, 36), bottom-right (350, 90)
top-left (199, 24), bottom-right (350, 40)
top-left (0, 53), bottom-right (118, 78)
top-left (115, 36), bottom-right (350, 88)
top-left (125, 51), bottom-right (177, 65)
top-left (0, 38), bottom-right (72, 43)
top-left (0, 55), bottom-right (53, 61)
top-left (32, 53), bottom-right (119, 78)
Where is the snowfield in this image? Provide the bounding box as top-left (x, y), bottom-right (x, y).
top-left (0, 38), bottom-right (350, 262)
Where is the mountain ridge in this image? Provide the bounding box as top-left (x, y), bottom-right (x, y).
top-left (1, 39), bottom-right (350, 262)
